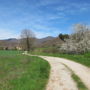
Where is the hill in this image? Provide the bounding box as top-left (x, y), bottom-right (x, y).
top-left (0, 36), bottom-right (63, 49)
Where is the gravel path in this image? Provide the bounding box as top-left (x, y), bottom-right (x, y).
top-left (39, 56), bottom-right (90, 90)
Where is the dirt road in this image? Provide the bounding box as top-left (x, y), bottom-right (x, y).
top-left (39, 56), bottom-right (90, 90)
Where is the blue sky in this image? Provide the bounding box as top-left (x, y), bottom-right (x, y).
top-left (0, 0), bottom-right (90, 39)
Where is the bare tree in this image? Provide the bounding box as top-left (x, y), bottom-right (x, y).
top-left (20, 29), bottom-right (35, 52)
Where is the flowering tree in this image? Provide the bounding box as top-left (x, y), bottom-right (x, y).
top-left (60, 24), bottom-right (90, 54)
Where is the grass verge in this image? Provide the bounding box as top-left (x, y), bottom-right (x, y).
top-left (0, 50), bottom-right (50, 90)
top-left (72, 74), bottom-right (87, 90)
top-left (31, 52), bottom-right (90, 67)
top-left (63, 64), bottom-right (87, 90)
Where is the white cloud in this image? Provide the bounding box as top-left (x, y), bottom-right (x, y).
top-left (35, 31), bottom-right (51, 38)
top-left (0, 29), bottom-right (19, 39)
top-left (56, 2), bottom-right (90, 15)
top-left (36, 0), bottom-right (61, 7)
top-left (33, 24), bottom-right (62, 38)
top-left (35, 30), bottom-right (60, 38)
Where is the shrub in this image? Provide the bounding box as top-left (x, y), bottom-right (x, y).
top-left (0, 47), bottom-right (4, 50)
top-left (60, 24), bottom-right (90, 54)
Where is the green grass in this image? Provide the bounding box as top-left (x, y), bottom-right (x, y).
top-left (63, 64), bottom-right (87, 90)
top-left (72, 73), bottom-right (87, 90)
top-left (31, 52), bottom-right (90, 67)
top-left (0, 50), bottom-right (50, 90)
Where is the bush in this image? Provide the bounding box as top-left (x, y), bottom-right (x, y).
top-left (0, 47), bottom-right (4, 50)
top-left (43, 47), bottom-right (59, 53)
top-left (60, 24), bottom-right (90, 54)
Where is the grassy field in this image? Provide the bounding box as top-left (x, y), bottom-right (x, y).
top-left (31, 52), bottom-right (90, 67)
top-left (0, 50), bottom-right (50, 90)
